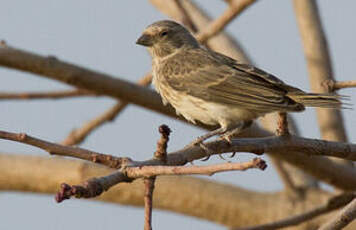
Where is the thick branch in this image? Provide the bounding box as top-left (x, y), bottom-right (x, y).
top-left (1, 129), bottom-right (356, 189)
top-left (0, 89), bottom-right (97, 100)
top-left (236, 192), bottom-right (356, 230)
top-left (319, 198), bottom-right (356, 230)
top-left (293, 1), bottom-right (350, 165)
top-left (2, 154), bottom-right (356, 229)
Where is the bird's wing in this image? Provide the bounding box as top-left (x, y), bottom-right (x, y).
top-left (164, 49), bottom-right (304, 112)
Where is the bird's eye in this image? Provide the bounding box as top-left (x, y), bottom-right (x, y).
top-left (160, 31), bottom-right (168, 37)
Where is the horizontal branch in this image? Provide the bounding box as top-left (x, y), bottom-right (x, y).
top-left (55, 158), bottom-right (266, 202)
top-left (1, 128), bottom-right (356, 190)
top-left (1, 44), bottom-right (356, 189)
top-left (236, 192), bottom-right (356, 230)
top-left (323, 80), bottom-right (356, 91)
top-left (0, 89), bottom-right (98, 100)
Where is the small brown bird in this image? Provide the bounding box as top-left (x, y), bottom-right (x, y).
top-left (136, 20), bottom-right (343, 148)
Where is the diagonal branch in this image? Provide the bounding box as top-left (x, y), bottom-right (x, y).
top-left (0, 89), bottom-right (98, 100)
top-left (319, 197), bottom-right (356, 230)
top-left (196, 0), bottom-right (257, 43)
top-left (61, 73), bottom-right (152, 146)
top-left (235, 192), bottom-right (356, 230)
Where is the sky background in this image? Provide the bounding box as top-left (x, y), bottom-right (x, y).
top-left (0, 0), bottom-right (355, 229)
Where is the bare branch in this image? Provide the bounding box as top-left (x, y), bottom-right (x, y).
top-left (323, 80), bottom-right (356, 91)
top-left (319, 197), bottom-right (356, 230)
top-left (1, 128), bottom-right (356, 190)
top-left (0, 44), bottom-right (354, 189)
top-left (144, 177), bottom-right (156, 230)
top-left (293, 0), bottom-right (351, 167)
top-left (196, 0), bottom-right (257, 43)
top-left (0, 89), bottom-right (97, 100)
top-left (235, 192), bottom-right (356, 230)
top-left (0, 130), bottom-right (129, 169)
top-left (61, 73), bottom-right (152, 146)
top-left (55, 158), bottom-right (266, 202)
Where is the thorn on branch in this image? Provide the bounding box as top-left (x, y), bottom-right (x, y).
top-left (154, 124), bottom-right (171, 162)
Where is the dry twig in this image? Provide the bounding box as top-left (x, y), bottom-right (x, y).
top-left (61, 73), bottom-right (152, 146)
top-left (0, 89), bottom-right (97, 100)
top-left (144, 177), bottom-right (156, 230)
top-left (323, 80), bottom-right (356, 92)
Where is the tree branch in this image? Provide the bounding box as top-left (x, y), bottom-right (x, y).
top-left (0, 89), bottom-right (97, 100)
top-left (293, 0), bottom-right (351, 167)
top-left (1, 128), bottom-right (356, 189)
top-left (61, 73), bottom-right (152, 146)
top-left (144, 177), bottom-right (155, 230)
top-left (235, 192), bottom-right (356, 230)
top-left (319, 197), bottom-right (356, 230)
top-left (323, 80), bottom-right (356, 92)
top-left (196, 0), bottom-right (257, 43)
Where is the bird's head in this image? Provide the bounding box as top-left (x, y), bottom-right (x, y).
top-left (136, 20), bottom-right (199, 59)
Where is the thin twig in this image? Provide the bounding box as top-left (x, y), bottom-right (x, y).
top-left (55, 158), bottom-right (266, 202)
top-left (0, 89), bottom-right (97, 100)
top-left (0, 130), bottom-right (129, 169)
top-left (323, 80), bottom-right (356, 91)
top-left (144, 177), bottom-right (156, 230)
top-left (319, 197), bottom-right (356, 230)
top-left (196, 0), bottom-right (257, 43)
top-left (61, 73), bottom-right (152, 146)
top-left (235, 192), bottom-right (356, 230)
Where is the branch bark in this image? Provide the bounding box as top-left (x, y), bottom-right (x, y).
top-left (0, 89), bottom-right (97, 100)
top-left (235, 192), bottom-right (356, 230)
top-left (293, 0), bottom-right (351, 167)
top-left (1, 129), bottom-right (356, 189)
top-left (1, 153), bottom-right (356, 229)
top-left (319, 197), bottom-right (356, 230)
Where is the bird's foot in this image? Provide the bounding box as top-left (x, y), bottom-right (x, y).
top-left (185, 138), bottom-right (215, 161)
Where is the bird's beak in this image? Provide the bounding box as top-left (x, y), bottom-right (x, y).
top-left (136, 34), bottom-right (153, 47)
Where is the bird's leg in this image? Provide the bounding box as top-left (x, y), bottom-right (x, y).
top-left (220, 120), bottom-right (253, 158)
top-left (186, 127), bottom-right (227, 161)
top-left (221, 120), bottom-right (253, 143)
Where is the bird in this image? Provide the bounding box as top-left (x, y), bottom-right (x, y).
top-left (136, 20), bottom-right (344, 153)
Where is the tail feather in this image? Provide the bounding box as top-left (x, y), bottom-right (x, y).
top-left (287, 92), bottom-right (348, 109)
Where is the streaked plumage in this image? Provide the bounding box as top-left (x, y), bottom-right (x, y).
top-left (136, 20), bottom-right (343, 146)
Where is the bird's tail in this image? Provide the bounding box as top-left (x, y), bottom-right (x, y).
top-left (287, 92), bottom-right (348, 109)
